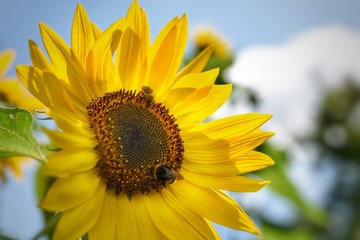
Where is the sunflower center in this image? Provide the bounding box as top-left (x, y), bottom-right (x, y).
top-left (87, 87), bottom-right (184, 196)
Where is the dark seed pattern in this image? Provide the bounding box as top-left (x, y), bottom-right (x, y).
top-left (87, 88), bottom-right (184, 196)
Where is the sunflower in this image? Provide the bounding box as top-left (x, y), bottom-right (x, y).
top-left (16, 1), bottom-right (274, 239)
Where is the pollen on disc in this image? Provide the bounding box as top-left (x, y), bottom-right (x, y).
top-left (87, 88), bottom-right (184, 196)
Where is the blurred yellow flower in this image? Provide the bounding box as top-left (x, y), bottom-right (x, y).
top-left (17, 1), bottom-right (274, 239)
top-left (0, 50), bottom-right (43, 111)
top-left (193, 27), bottom-right (231, 58)
top-left (0, 156), bottom-right (24, 181)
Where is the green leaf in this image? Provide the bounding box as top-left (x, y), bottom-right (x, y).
top-left (0, 107), bottom-right (46, 162)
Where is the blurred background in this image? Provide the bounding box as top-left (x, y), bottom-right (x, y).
top-left (1, 0), bottom-right (360, 239)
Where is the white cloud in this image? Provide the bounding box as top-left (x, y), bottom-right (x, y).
top-left (215, 25), bottom-right (360, 146)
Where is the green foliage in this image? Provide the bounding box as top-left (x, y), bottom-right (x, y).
top-left (32, 166), bottom-right (57, 240)
top-left (31, 211), bottom-right (60, 240)
top-left (35, 166), bottom-right (55, 208)
top-left (0, 233), bottom-right (17, 240)
top-left (262, 222), bottom-right (314, 240)
top-left (258, 143), bottom-right (328, 227)
top-left (0, 107), bottom-right (46, 162)
top-left (308, 78), bottom-right (360, 239)
top-left (315, 79), bottom-right (360, 160)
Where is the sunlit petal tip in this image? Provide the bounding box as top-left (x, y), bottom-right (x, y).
top-left (253, 226), bottom-right (263, 238)
top-left (126, 0), bottom-right (142, 23)
top-left (73, 3), bottom-right (89, 25)
top-left (266, 131), bottom-right (276, 138)
top-left (267, 157), bottom-right (276, 167)
top-left (28, 39), bottom-right (36, 48)
top-left (130, 0), bottom-right (140, 8)
top-left (28, 40), bottom-right (53, 70)
top-left (179, 13), bottom-right (188, 24)
top-left (253, 113), bottom-right (273, 124)
top-left (261, 180), bottom-right (271, 186)
top-left (213, 67), bottom-right (220, 76)
top-left (38, 22), bottom-right (48, 32)
top-left (75, 2), bottom-right (85, 10)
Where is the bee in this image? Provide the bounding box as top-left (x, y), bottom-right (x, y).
top-left (141, 86), bottom-right (154, 108)
top-left (153, 165), bottom-right (183, 186)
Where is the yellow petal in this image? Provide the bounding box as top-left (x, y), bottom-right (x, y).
top-left (16, 65), bottom-right (53, 108)
top-left (71, 3), bottom-right (95, 67)
top-left (170, 180), bottom-right (261, 236)
top-left (233, 151), bottom-right (275, 173)
top-left (51, 112), bottom-right (90, 137)
top-left (116, 194), bottom-right (140, 239)
top-left (50, 108), bottom-right (89, 132)
top-left (41, 72), bottom-right (77, 113)
top-left (146, 15), bottom-right (188, 97)
top-left (43, 150), bottom-right (98, 177)
top-left (28, 40), bottom-right (52, 71)
top-left (115, 28), bottom-right (141, 90)
top-left (125, 0), bottom-right (150, 62)
top-left (184, 151), bottom-right (275, 176)
top-left (176, 45), bottom-right (214, 80)
top-left (40, 170), bottom-right (100, 211)
top-left (39, 23), bottom-right (70, 81)
top-left (17, 65), bottom-right (76, 113)
top-left (177, 84), bottom-right (232, 124)
top-left (183, 132), bottom-right (231, 163)
top-left (91, 22), bottom-right (102, 39)
top-left (146, 25), bottom-right (177, 95)
top-left (184, 130), bottom-right (274, 163)
top-left (182, 168), bottom-right (270, 192)
top-left (86, 18), bottom-right (125, 95)
top-left (160, 68), bottom-right (218, 107)
top-left (143, 191), bottom-right (213, 239)
top-left (173, 86), bottom-right (212, 118)
top-left (88, 192), bottom-right (117, 240)
top-left (162, 189), bottom-right (221, 240)
top-left (43, 128), bottom-right (96, 151)
top-left (40, 23), bottom-right (93, 106)
top-left (0, 49), bottom-right (15, 77)
top-left (50, 82), bottom-right (90, 117)
top-left (53, 186), bottom-right (104, 240)
top-left (116, 194), bottom-right (165, 239)
top-left (128, 195), bottom-right (165, 239)
top-left (188, 113), bottom-right (272, 139)
top-left (230, 131), bottom-right (275, 158)
top-left (171, 68), bottom-right (218, 90)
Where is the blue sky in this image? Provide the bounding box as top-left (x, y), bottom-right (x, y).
top-left (1, 0), bottom-right (360, 75)
top-left (0, 0), bottom-right (360, 239)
